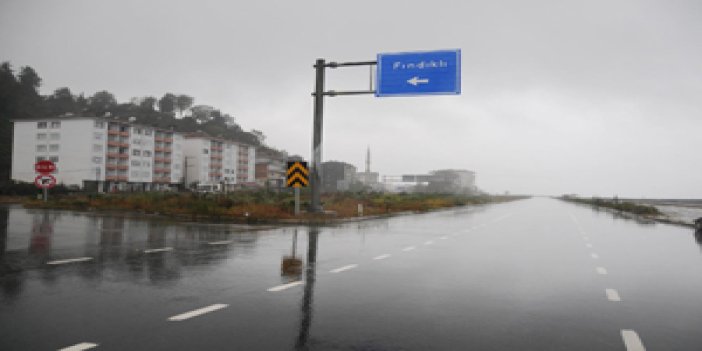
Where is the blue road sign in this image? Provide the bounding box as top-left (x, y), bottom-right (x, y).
top-left (376, 49), bottom-right (461, 97)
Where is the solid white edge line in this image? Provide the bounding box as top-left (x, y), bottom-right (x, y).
top-left (58, 342), bottom-right (99, 351)
top-left (621, 329), bottom-right (646, 351)
top-left (591, 253), bottom-right (599, 259)
top-left (373, 254), bottom-right (391, 260)
top-left (586, 243), bottom-right (593, 248)
top-left (596, 267), bottom-right (608, 275)
top-left (267, 281), bottom-right (303, 292)
top-left (424, 240), bottom-right (434, 245)
top-left (402, 246), bottom-right (416, 252)
top-left (606, 288), bottom-right (622, 302)
top-left (47, 257), bottom-right (93, 265)
top-left (440, 236), bottom-right (448, 240)
top-left (144, 247), bottom-right (173, 254)
top-left (208, 240), bottom-right (233, 245)
top-left (330, 264), bottom-right (358, 273)
top-left (168, 304), bottom-right (228, 321)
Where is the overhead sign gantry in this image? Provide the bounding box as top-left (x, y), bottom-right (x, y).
top-left (309, 49), bottom-right (462, 212)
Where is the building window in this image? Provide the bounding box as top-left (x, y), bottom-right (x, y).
top-left (144, 129), bottom-right (152, 136)
top-left (49, 156), bottom-right (59, 163)
top-left (49, 144), bottom-right (59, 152)
top-left (37, 122), bottom-right (47, 129)
top-left (131, 160), bottom-right (141, 166)
top-left (36, 145), bottom-right (47, 152)
top-left (141, 171), bottom-right (150, 177)
top-left (93, 144), bottom-right (103, 152)
top-left (132, 149), bottom-right (141, 156)
top-left (133, 139), bottom-right (141, 145)
top-left (37, 133), bottom-right (47, 140)
top-left (94, 132), bottom-right (103, 140)
top-left (143, 161), bottom-right (151, 167)
top-left (203, 149), bottom-right (209, 154)
top-left (50, 121), bottom-right (61, 128)
top-left (143, 150), bottom-right (152, 157)
top-left (94, 121), bottom-right (104, 128)
top-left (36, 156), bottom-right (46, 162)
top-left (49, 133), bottom-right (60, 140)
top-left (93, 156), bottom-right (103, 164)
top-left (131, 171), bottom-right (139, 178)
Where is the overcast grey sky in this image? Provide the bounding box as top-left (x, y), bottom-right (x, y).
top-left (1, 0), bottom-right (700, 198)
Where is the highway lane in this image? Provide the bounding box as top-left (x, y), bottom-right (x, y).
top-left (1, 198), bottom-right (701, 350)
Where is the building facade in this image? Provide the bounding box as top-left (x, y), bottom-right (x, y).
top-left (183, 133), bottom-right (256, 191)
top-left (255, 147), bottom-right (287, 189)
top-left (321, 161), bottom-right (357, 193)
top-left (12, 117), bottom-right (184, 191)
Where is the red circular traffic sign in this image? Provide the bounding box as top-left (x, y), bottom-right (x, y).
top-left (34, 174), bottom-right (57, 189)
top-left (35, 160), bottom-right (56, 174)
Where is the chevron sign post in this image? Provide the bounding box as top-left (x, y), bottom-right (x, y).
top-left (287, 161), bottom-right (309, 216)
top-left (286, 161), bottom-right (309, 188)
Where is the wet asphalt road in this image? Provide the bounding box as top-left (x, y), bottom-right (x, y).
top-left (1, 198), bottom-right (702, 350)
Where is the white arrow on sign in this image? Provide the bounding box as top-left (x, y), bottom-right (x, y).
top-left (407, 76), bottom-right (429, 86)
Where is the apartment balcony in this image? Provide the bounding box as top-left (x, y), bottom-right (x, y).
top-left (153, 177), bottom-right (171, 183)
top-left (209, 172), bottom-right (222, 177)
top-left (105, 175), bottom-right (128, 182)
top-left (119, 131), bottom-right (129, 137)
top-left (154, 146), bottom-right (171, 153)
top-left (210, 154), bottom-right (223, 160)
top-left (108, 129), bottom-right (120, 136)
top-left (154, 156), bottom-right (169, 163)
top-left (106, 164), bottom-right (128, 171)
top-left (154, 167), bottom-right (171, 173)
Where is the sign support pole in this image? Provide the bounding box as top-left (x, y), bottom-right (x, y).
top-left (310, 59), bottom-right (325, 213)
top-left (43, 187), bottom-right (47, 202)
top-left (294, 187), bottom-right (301, 216)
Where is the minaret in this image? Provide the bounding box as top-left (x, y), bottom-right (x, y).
top-left (365, 146), bottom-right (371, 173)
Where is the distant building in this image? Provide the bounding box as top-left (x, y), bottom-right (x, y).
top-left (255, 146), bottom-right (287, 189)
top-left (427, 169), bottom-right (476, 194)
top-left (11, 116), bottom-right (183, 191)
top-left (183, 132), bottom-right (256, 191)
top-left (356, 146), bottom-right (382, 191)
top-left (321, 161), bottom-right (357, 193)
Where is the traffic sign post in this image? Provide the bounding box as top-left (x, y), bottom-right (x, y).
top-left (34, 174), bottom-right (56, 202)
top-left (287, 161), bottom-right (309, 216)
top-left (309, 49), bottom-right (461, 212)
top-left (34, 160), bottom-right (57, 202)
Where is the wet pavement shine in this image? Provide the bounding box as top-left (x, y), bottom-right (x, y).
top-left (1, 198), bottom-right (702, 350)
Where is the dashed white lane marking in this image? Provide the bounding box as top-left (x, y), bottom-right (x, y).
top-left (208, 240), bottom-right (233, 245)
top-left (583, 236), bottom-right (590, 240)
top-left (144, 247), bottom-right (173, 254)
top-left (59, 342), bottom-right (99, 351)
top-left (586, 243), bottom-right (593, 248)
top-left (424, 240), bottom-right (434, 245)
top-left (373, 254), bottom-right (391, 260)
top-left (606, 289), bottom-right (622, 302)
top-left (621, 329), bottom-right (646, 351)
top-left (330, 264), bottom-right (358, 273)
top-left (47, 257), bottom-right (93, 265)
top-left (402, 246), bottom-right (416, 252)
top-left (591, 253), bottom-right (600, 259)
top-left (168, 304), bottom-right (228, 321)
top-left (440, 236), bottom-right (448, 240)
top-left (267, 281), bottom-right (303, 292)
top-left (596, 267), bottom-right (608, 275)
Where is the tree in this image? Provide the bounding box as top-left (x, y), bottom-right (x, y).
top-left (190, 104), bottom-right (215, 123)
top-left (87, 90), bottom-right (117, 116)
top-left (175, 94), bottom-right (194, 118)
top-left (46, 87), bottom-right (78, 116)
top-left (18, 66), bottom-right (41, 90)
top-left (158, 93), bottom-right (177, 114)
top-left (139, 96), bottom-right (157, 111)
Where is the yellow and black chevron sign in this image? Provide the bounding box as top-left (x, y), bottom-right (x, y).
top-left (286, 161), bottom-right (309, 188)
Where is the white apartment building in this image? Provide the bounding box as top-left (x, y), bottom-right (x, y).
top-left (183, 133), bottom-right (256, 191)
top-left (11, 117), bottom-right (184, 191)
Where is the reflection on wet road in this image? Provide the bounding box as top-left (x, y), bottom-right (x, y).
top-left (1, 198), bottom-right (702, 350)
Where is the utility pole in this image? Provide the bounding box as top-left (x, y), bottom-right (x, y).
top-left (310, 59), bottom-right (325, 213)
top-left (309, 59), bottom-right (376, 213)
